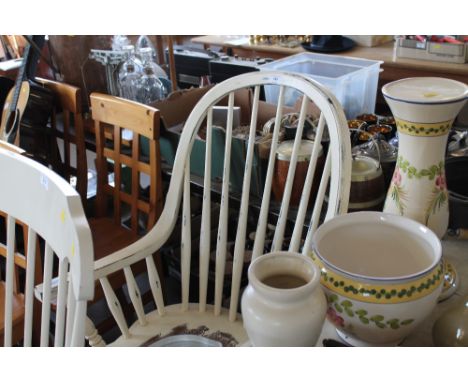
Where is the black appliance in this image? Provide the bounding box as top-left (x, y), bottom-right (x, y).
top-left (167, 45), bottom-right (274, 88)
top-left (208, 55), bottom-right (273, 83)
top-left (166, 46), bottom-right (217, 88)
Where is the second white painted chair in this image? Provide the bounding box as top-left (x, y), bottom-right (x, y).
top-left (0, 146), bottom-right (94, 346)
top-left (88, 71), bottom-right (352, 346)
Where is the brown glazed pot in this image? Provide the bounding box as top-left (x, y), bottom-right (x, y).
top-left (272, 140), bottom-right (324, 206)
top-left (348, 155), bottom-right (386, 212)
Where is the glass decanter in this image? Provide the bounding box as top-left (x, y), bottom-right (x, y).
top-left (136, 35), bottom-right (156, 57)
top-left (118, 45), bottom-right (143, 101)
top-left (136, 48), bottom-right (166, 104)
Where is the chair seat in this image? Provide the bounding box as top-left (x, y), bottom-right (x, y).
top-left (0, 281), bottom-right (25, 343)
top-left (108, 303), bottom-right (248, 347)
top-left (89, 217), bottom-right (139, 260)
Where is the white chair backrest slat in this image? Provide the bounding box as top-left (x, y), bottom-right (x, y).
top-left (54, 257), bottom-right (69, 346)
top-left (145, 256), bottom-right (165, 316)
top-left (181, 165), bottom-right (192, 311)
top-left (123, 266), bottom-right (147, 325)
top-left (65, 278), bottom-right (76, 347)
top-left (4, 215), bottom-right (16, 346)
top-left (23, 227), bottom-right (37, 346)
top-left (302, 151), bottom-right (332, 255)
top-left (271, 95), bottom-right (310, 252)
top-left (289, 112), bottom-right (327, 252)
top-left (228, 85), bottom-right (262, 321)
top-left (40, 243), bottom-right (54, 346)
top-left (99, 277), bottom-right (130, 338)
top-left (199, 108), bottom-right (213, 312)
top-left (252, 85), bottom-right (287, 261)
top-left (214, 92), bottom-right (235, 316)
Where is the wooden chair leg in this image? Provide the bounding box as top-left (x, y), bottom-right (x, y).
top-left (85, 316), bottom-right (105, 347)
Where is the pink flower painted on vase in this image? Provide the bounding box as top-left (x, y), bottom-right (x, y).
top-left (435, 174), bottom-right (447, 191)
top-left (392, 168), bottom-right (402, 186)
top-left (327, 307), bottom-right (345, 327)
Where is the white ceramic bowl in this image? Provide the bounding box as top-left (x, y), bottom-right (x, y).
top-left (310, 211), bottom-right (443, 346)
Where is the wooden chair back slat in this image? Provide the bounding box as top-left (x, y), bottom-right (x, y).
top-left (64, 280), bottom-right (76, 347)
top-left (131, 130), bottom-right (140, 234)
top-left (112, 125), bottom-right (122, 227)
top-left (54, 257), bottom-right (69, 346)
top-left (252, 85), bottom-right (286, 262)
top-left (123, 266), bottom-right (147, 325)
top-left (99, 276), bottom-right (129, 338)
top-left (39, 243), bottom-right (53, 346)
top-left (3, 216), bottom-right (16, 346)
top-left (290, 113), bottom-right (327, 252)
top-left (23, 227), bottom-right (37, 346)
top-left (199, 108), bottom-right (213, 312)
top-left (271, 96), bottom-right (310, 252)
top-left (213, 92), bottom-right (235, 316)
top-left (145, 256), bottom-right (165, 315)
top-left (302, 152), bottom-right (332, 255)
top-left (181, 165), bottom-right (192, 311)
top-left (228, 85), bottom-right (261, 321)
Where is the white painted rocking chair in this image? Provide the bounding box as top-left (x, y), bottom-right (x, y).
top-left (0, 146), bottom-right (94, 346)
top-left (87, 71), bottom-right (352, 346)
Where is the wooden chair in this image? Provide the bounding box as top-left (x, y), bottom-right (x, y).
top-left (84, 94), bottom-right (163, 339)
top-left (86, 71), bottom-right (352, 346)
top-left (0, 146), bottom-right (93, 346)
top-left (36, 78), bottom-right (88, 204)
top-left (89, 93), bottom-right (163, 261)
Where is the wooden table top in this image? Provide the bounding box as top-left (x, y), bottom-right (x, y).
top-left (191, 35), bottom-right (468, 80)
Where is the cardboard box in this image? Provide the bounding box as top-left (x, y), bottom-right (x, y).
top-left (151, 86), bottom-right (297, 198)
top-left (345, 35), bottom-right (394, 47)
top-left (395, 37), bottom-right (468, 64)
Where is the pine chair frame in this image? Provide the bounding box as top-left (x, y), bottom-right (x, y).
top-left (88, 71), bottom-right (352, 346)
top-left (0, 147), bottom-right (94, 346)
top-left (91, 93), bottom-right (163, 235)
top-left (36, 78), bottom-right (88, 204)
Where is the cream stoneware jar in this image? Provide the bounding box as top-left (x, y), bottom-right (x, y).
top-left (310, 211), bottom-right (443, 346)
top-left (241, 251), bottom-right (326, 346)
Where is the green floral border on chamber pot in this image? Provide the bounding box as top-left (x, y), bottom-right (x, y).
top-left (327, 294), bottom-right (414, 330)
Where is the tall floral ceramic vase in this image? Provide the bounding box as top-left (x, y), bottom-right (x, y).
top-left (382, 77), bottom-right (468, 299)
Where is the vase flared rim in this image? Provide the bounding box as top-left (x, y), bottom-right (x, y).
top-left (382, 77), bottom-right (468, 105)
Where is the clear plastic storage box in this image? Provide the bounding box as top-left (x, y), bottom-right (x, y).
top-left (259, 52), bottom-right (383, 119)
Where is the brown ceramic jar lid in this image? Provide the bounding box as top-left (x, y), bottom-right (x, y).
top-left (276, 140), bottom-right (323, 162)
top-left (351, 155), bottom-right (382, 181)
